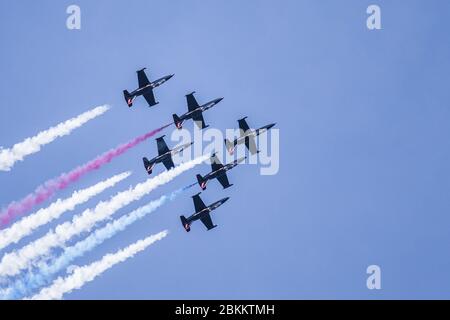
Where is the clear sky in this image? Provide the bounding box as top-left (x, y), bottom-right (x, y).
top-left (1, 0), bottom-right (450, 299)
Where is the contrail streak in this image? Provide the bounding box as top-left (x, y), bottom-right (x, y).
top-left (0, 155), bottom-right (208, 278)
top-left (0, 124), bottom-right (170, 227)
top-left (28, 230), bottom-right (168, 300)
top-left (0, 172), bottom-right (131, 251)
top-left (0, 105), bottom-right (109, 172)
top-left (2, 186), bottom-right (190, 299)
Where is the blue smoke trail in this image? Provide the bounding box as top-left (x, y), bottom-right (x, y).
top-left (1, 184), bottom-right (194, 300)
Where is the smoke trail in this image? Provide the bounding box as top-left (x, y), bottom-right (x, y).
top-left (2, 186), bottom-right (190, 299)
top-left (0, 155), bottom-right (208, 278)
top-left (0, 124), bottom-right (170, 227)
top-left (0, 172), bottom-right (131, 251)
top-left (28, 230), bottom-right (168, 300)
top-left (0, 105), bottom-right (109, 172)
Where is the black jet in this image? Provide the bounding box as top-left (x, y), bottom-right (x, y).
top-left (196, 153), bottom-right (246, 190)
top-left (172, 91), bottom-right (223, 130)
top-left (123, 68), bottom-right (174, 107)
top-left (224, 117), bottom-right (276, 155)
top-left (143, 135), bottom-right (192, 175)
top-left (180, 193), bottom-right (229, 232)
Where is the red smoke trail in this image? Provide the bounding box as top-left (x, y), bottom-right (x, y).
top-left (0, 124), bottom-right (170, 228)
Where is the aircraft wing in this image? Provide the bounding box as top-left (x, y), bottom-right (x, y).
top-left (245, 136), bottom-right (258, 155)
top-left (193, 194), bottom-right (207, 212)
top-left (137, 69), bottom-right (150, 88)
top-left (217, 173), bottom-right (231, 189)
top-left (238, 118), bottom-right (250, 133)
top-left (156, 137), bottom-right (170, 155)
top-left (192, 113), bottom-right (207, 129)
top-left (186, 92), bottom-right (199, 111)
top-left (143, 90), bottom-right (157, 106)
top-left (200, 212), bottom-right (216, 230)
top-left (162, 157), bottom-right (175, 170)
top-left (210, 154), bottom-right (224, 172)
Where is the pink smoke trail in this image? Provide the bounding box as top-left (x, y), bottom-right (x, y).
top-left (0, 124), bottom-right (171, 228)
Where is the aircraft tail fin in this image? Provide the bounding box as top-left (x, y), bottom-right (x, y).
top-left (196, 174), bottom-right (207, 190)
top-left (180, 216), bottom-right (191, 232)
top-left (173, 114), bottom-right (183, 129)
top-left (143, 157), bottom-right (155, 175)
top-left (224, 139), bottom-right (235, 155)
top-left (123, 90), bottom-right (133, 107)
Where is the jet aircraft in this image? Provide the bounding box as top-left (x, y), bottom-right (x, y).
top-left (143, 135), bottom-right (192, 174)
top-left (180, 193), bottom-right (229, 232)
top-left (173, 91), bottom-right (223, 130)
top-left (196, 153), bottom-right (246, 190)
top-left (225, 117), bottom-right (276, 155)
top-left (123, 68), bottom-right (173, 107)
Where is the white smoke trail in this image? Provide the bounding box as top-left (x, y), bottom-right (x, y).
top-left (0, 171), bottom-right (131, 251)
top-left (0, 155), bottom-right (208, 278)
top-left (28, 230), bottom-right (168, 300)
top-left (0, 185), bottom-right (186, 300)
top-left (1, 188), bottom-right (186, 299)
top-left (0, 105), bottom-right (110, 172)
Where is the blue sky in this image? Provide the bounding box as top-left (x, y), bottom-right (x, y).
top-left (1, 0), bottom-right (450, 299)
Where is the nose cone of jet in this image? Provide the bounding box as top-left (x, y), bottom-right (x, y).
top-left (221, 197), bottom-right (230, 204)
top-left (167, 74), bottom-right (175, 80)
top-left (215, 97), bottom-right (224, 104)
top-left (267, 123), bottom-right (276, 130)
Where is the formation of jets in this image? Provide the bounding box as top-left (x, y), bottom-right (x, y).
top-left (123, 68), bottom-right (276, 232)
